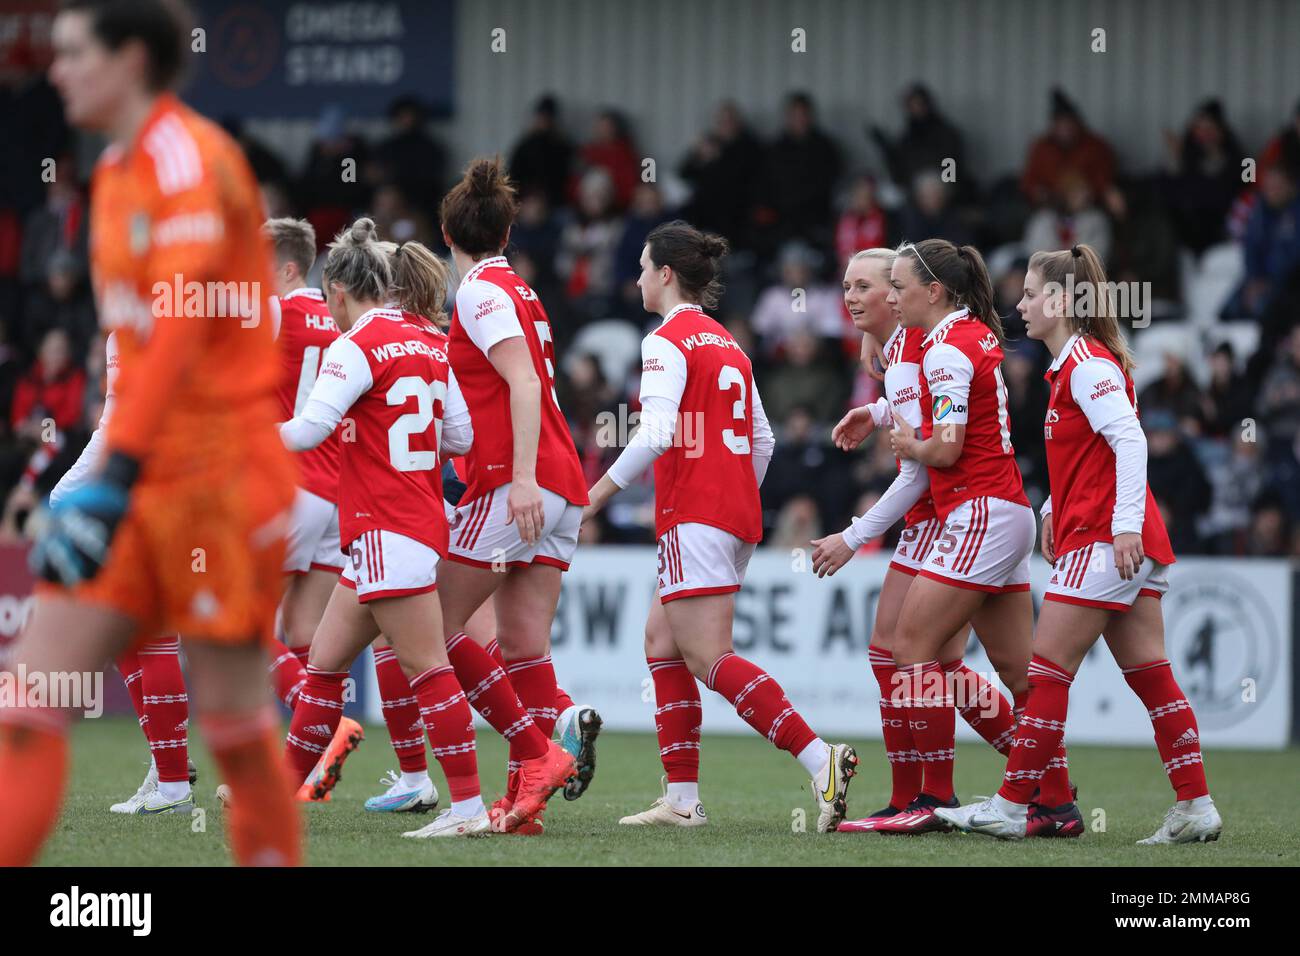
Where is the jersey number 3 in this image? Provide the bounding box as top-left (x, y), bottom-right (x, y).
top-left (718, 365), bottom-right (750, 455)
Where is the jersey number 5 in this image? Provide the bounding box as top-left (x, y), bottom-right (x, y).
top-left (387, 376), bottom-right (447, 472)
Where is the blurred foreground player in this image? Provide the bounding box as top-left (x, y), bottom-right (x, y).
top-left (0, 0), bottom-right (300, 866)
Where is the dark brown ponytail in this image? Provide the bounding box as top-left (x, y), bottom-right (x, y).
top-left (899, 239), bottom-right (1003, 342)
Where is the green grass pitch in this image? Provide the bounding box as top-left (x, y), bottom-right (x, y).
top-left (38, 718), bottom-right (1299, 867)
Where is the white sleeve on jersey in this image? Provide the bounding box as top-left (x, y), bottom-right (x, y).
top-left (280, 336), bottom-right (372, 451)
top-left (841, 459), bottom-right (931, 549)
top-left (1097, 415), bottom-right (1147, 536)
top-left (48, 424), bottom-right (108, 508)
top-left (607, 334), bottom-right (688, 489)
top-left (268, 295), bottom-right (282, 341)
top-left (440, 368), bottom-right (474, 457)
top-left (1041, 495), bottom-right (1052, 518)
top-left (1070, 357), bottom-right (1136, 432)
top-left (751, 380), bottom-right (775, 486)
top-left (865, 396), bottom-right (892, 429)
top-left (1070, 357), bottom-right (1146, 536)
top-left (923, 343), bottom-right (974, 426)
top-left (456, 278), bottom-right (524, 355)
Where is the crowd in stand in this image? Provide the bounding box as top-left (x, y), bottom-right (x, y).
top-left (2, 72), bottom-right (1299, 557)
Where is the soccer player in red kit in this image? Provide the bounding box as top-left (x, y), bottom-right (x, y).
top-left (884, 239), bottom-right (1073, 834)
top-left (263, 218), bottom-right (346, 705)
top-left (936, 245), bottom-right (1221, 843)
top-left (809, 249), bottom-right (1024, 831)
top-left (585, 221), bottom-right (858, 832)
top-left (279, 218), bottom-right (496, 837)
top-left (436, 158), bottom-right (591, 833)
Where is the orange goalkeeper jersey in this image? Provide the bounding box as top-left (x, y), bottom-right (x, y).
top-left (91, 92), bottom-right (286, 478)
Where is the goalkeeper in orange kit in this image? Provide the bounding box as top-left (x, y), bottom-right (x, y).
top-left (0, 0), bottom-right (300, 866)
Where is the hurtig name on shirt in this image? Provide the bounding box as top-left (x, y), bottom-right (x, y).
top-left (370, 339), bottom-right (446, 364)
top-left (678, 332), bottom-right (740, 352)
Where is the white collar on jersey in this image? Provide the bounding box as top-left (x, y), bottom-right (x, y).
top-left (922, 307), bottom-right (969, 347)
top-left (354, 306), bottom-right (405, 325)
top-left (660, 302), bottom-right (703, 326)
top-left (1049, 333), bottom-right (1083, 373)
top-left (462, 255), bottom-right (509, 285)
top-left (282, 287), bottom-right (325, 301)
top-left (882, 324), bottom-right (905, 367)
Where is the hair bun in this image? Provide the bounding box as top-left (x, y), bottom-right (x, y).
top-left (467, 158), bottom-right (504, 197)
top-left (702, 233), bottom-right (730, 259)
top-left (349, 217), bottom-right (377, 244)
top-left (1071, 245), bottom-right (1082, 258)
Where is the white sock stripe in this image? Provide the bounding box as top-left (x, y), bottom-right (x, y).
top-left (1121, 659), bottom-right (1171, 675)
top-left (430, 741), bottom-right (477, 757)
top-left (1147, 699), bottom-right (1192, 718)
top-left (1164, 753), bottom-right (1204, 771)
top-left (418, 691), bottom-right (468, 714)
top-left (733, 672), bottom-right (771, 706)
top-left (147, 737), bottom-right (188, 750)
top-left (141, 693), bottom-right (188, 704)
top-left (659, 741), bottom-right (702, 755)
top-left (285, 733), bottom-right (328, 755)
top-left (122, 670), bottom-right (143, 684)
top-left (445, 631), bottom-right (468, 651)
top-left (501, 716), bottom-right (533, 739)
top-left (766, 707), bottom-right (794, 742)
top-left (390, 734), bottom-right (425, 750)
top-left (505, 656), bottom-right (552, 674)
top-left (1019, 714), bottom-right (1066, 731)
top-left (655, 700), bottom-right (702, 715)
top-left (462, 667), bottom-right (507, 704)
top-left (705, 652), bottom-right (735, 690)
top-left (380, 695), bottom-right (419, 708)
top-left (1003, 768), bottom-right (1045, 781)
top-left (526, 707), bottom-right (559, 721)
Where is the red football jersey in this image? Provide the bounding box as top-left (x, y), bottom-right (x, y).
top-left (308, 307), bottom-right (453, 554)
top-left (883, 324), bottom-right (937, 527)
top-left (274, 287), bottom-right (341, 502)
top-left (1045, 334), bottom-right (1175, 564)
top-left (448, 256), bottom-right (587, 505)
top-left (918, 310), bottom-right (1029, 520)
top-left (642, 305), bottom-right (763, 541)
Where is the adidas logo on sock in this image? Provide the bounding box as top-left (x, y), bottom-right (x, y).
top-left (1173, 728), bottom-right (1199, 747)
top-left (408, 721), bottom-right (423, 732)
top-left (305, 723), bottom-right (334, 738)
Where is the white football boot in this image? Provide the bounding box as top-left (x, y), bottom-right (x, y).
top-left (934, 797), bottom-right (1028, 840)
top-left (813, 743), bottom-right (859, 833)
top-left (135, 788), bottom-right (195, 815)
top-left (110, 761), bottom-right (158, 814)
top-left (1137, 800), bottom-right (1223, 845)
top-left (402, 807), bottom-right (491, 838)
top-left (618, 776), bottom-right (707, 827)
top-left (365, 770), bottom-right (440, 813)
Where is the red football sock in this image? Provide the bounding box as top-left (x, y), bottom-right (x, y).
top-left (505, 653), bottom-right (559, 738)
top-left (871, 645), bottom-right (922, 808)
top-left (204, 708), bottom-right (300, 866)
top-left (900, 660), bottom-right (956, 802)
top-left (0, 712), bottom-right (69, 865)
top-left (649, 657), bottom-right (701, 783)
top-left (410, 664), bottom-right (479, 803)
top-left (944, 658), bottom-right (1017, 755)
top-left (268, 637), bottom-right (308, 710)
top-left (374, 645), bottom-right (427, 773)
top-left (138, 637), bottom-right (190, 784)
top-left (554, 685), bottom-right (576, 714)
top-left (284, 666), bottom-right (347, 784)
top-left (1123, 659), bottom-right (1209, 800)
top-left (116, 648), bottom-right (148, 738)
top-left (446, 632), bottom-right (547, 763)
top-left (999, 655), bottom-right (1073, 804)
top-left (705, 653), bottom-right (817, 757)
top-left (291, 645), bottom-right (311, 667)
